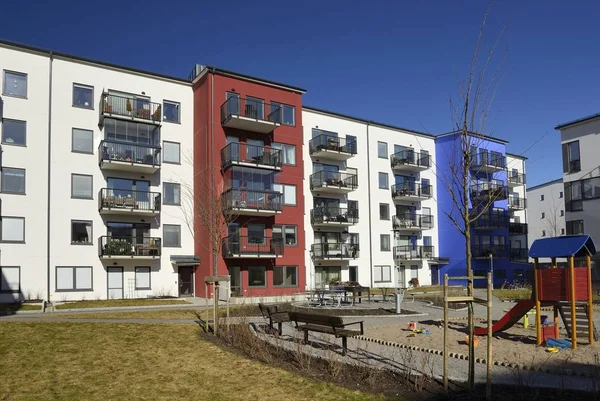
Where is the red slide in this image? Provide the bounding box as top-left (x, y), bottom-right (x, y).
top-left (474, 300), bottom-right (536, 336)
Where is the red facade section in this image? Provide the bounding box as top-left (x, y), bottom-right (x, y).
top-left (537, 268), bottom-right (590, 302)
top-left (192, 71), bottom-right (305, 297)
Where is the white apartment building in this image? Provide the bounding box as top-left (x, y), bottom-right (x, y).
top-left (506, 153), bottom-right (528, 260)
top-left (526, 178), bottom-right (565, 262)
top-left (0, 42), bottom-right (195, 302)
top-left (302, 107), bottom-right (439, 289)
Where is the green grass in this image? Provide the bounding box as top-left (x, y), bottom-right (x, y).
top-left (492, 289), bottom-right (532, 301)
top-left (0, 322), bottom-right (386, 401)
top-left (0, 303), bottom-right (41, 312)
top-left (54, 298), bottom-right (190, 310)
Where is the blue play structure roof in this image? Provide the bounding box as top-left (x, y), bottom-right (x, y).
top-left (528, 235), bottom-right (596, 258)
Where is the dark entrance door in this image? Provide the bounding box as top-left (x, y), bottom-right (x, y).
top-left (179, 266), bottom-right (194, 296)
top-left (431, 264), bottom-right (439, 285)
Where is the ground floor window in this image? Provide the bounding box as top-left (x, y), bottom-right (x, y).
top-left (374, 265), bottom-right (391, 283)
top-left (56, 266), bottom-right (92, 291)
top-left (0, 266), bottom-right (20, 292)
top-left (248, 266), bottom-right (266, 287)
top-left (410, 265), bottom-right (418, 279)
top-left (135, 267), bottom-right (151, 290)
top-left (349, 266), bottom-right (358, 282)
top-left (315, 266), bottom-right (341, 287)
top-left (273, 266), bottom-right (297, 287)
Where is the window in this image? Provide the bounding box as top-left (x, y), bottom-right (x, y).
top-left (379, 203), bottom-right (389, 220)
top-left (374, 265), bottom-right (392, 283)
top-left (56, 267), bottom-right (92, 291)
top-left (272, 183), bottom-right (296, 206)
top-left (72, 128), bottom-right (94, 154)
top-left (559, 191), bottom-right (564, 198)
top-left (378, 141), bottom-right (388, 158)
top-left (3, 71), bottom-right (27, 97)
top-left (71, 174), bottom-right (93, 199)
top-left (566, 220), bottom-right (584, 235)
top-left (273, 225), bottom-right (297, 246)
top-left (72, 84), bottom-right (93, 109)
top-left (380, 235), bottom-right (391, 251)
top-left (1, 119), bottom-right (26, 146)
top-left (163, 101), bottom-right (180, 123)
top-left (1, 168), bottom-right (25, 194)
top-left (422, 178), bottom-right (431, 195)
top-left (0, 267), bottom-right (20, 292)
top-left (71, 220), bottom-right (92, 245)
top-left (560, 210), bottom-right (564, 217)
top-left (349, 266), bottom-right (358, 282)
top-left (163, 224), bottom-right (181, 247)
top-left (348, 200), bottom-right (358, 211)
top-left (273, 266), bottom-right (297, 287)
top-left (1, 217), bottom-right (25, 243)
top-left (378, 172), bottom-right (389, 189)
top-left (561, 228), bottom-right (565, 235)
top-left (163, 183), bottom-right (181, 205)
top-left (135, 267), bottom-right (151, 290)
top-left (542, 230), bottom-right (546, 237)
top-left (246, 96), bottom-right (265, 119)
top-left (248, 266), bottom-right (266, 287)
top-left (541, 212), bottom-right (545, 219)
top-left (163, 141), bottom-right (180, 164)
top-left (563, 141), bottom-right (581, 173)
top-left (540, 194), bottom-right (544, 201)
top-left (271, 142), bottom-right (296, 165)
top-left (271, 102), bottom-right (295, 126)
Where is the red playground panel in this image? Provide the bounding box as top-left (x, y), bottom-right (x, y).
top-left (537, 267), bottom-right (589, 302)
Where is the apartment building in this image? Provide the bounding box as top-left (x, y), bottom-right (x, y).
top-left (526, 178), bottom-right (565, 263)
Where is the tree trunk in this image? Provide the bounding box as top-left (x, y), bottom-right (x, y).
top-left (463, 140), bottom-right (475, 390)
top-left (213, 250), bottom-right (219, 336)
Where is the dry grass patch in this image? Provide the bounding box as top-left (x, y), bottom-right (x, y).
top-left (0, 303), bottom-right (41, 312)
top-left (47, 308), bottom-right (207, 320)
top-left (492, 289), bottom-right (532, 301)
top-left (54, 298), bottom-right (190, 309)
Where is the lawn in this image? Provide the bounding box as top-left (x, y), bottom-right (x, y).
top-left (0, 303), bottom-right (41, 312)
top-left (0, 322), bottom-right (386, 401)
top-left (54, 298), bottom-right (190, 309)
top-left (46, 308), bottom-right (208, 320)
top-left (492, 289), bottom-right (532, 301)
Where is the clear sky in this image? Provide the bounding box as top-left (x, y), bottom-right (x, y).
top-left (1, 0), bottom-right (598, 186)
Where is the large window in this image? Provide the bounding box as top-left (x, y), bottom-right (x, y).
top-left (3, 70), bottom-right (27, 98)
top-left (272, 183), bottom-right (296, 206)
top-left (1, 119), bottom-right (26, 146)
top-left (72, 128), bottom-right (94, 154)
top-left (378, 141), bottom-right (388, 158)
top-left (273, 225), bottom-right (297, 246)
top-left (71, 174), bottom-right (93, 199)
top-left (566, 220), bottom-right (584, 235)
top-left (72, 84), bottom-right (94, 109)
top-left (563, 140), bottom-right (581, 173)
top-left (135, 267), bottom-right (151, 290)
top-left (163, 224), bottom-right (181, 247)
top-left (71, 220), bottom-right (92, 245)
top-left (273, 266), bottom-right (297, 287)
top-left (315, 266), bottom-right (341, 287)
top-left (379, 172), bottom-right (389, 189)
top-left (374, 265), bottom-right (392, 283)
top-left (271, 101), bottom-right (295, 126)
top-left (380, 235), bottom-right (391, 252)
top-left (0, 266), bottom-right (20, 292)
top-left (565, 177), bottom-right (600, 211)
top-left (56, 267), bottom-right (93, 291)
top-left (104, 118), bottom-right (159, 146)
top-left (379, 203), bottom-right (389, 220)
top-left (248, 266), bottom-right (266, 287)
top-left (1, 168), bottom-right (25, 194)
top-left (163, 141), bottom-right (180, 164)
top-left (163, 101), bottom-right (180, 123)
top-left (163, 182), bottom-right (181, 205)
top-left (271, 142), bottom-right (296, 165)
top-left (1, 217), bottom-right (25, 243)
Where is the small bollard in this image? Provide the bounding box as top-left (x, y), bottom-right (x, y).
top-left (395, 291), bottom-right (404, 314)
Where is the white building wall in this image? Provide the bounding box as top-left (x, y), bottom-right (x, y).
top-left (527, 179), bottom-right (565, 262)
top-left (506, 154), bottom-right (528, 252)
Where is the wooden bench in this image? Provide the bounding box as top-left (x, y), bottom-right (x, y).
top-left (289, 311), bottom-right (364, 355)
top-left (258, 303), bottom-right (290, 335)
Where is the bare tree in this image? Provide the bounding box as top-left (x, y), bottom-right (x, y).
top-left (543, 192), bottom-right (562, 237)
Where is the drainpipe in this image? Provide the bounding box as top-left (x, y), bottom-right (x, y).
top-left (365, 122), bottom-right (374, 289)
top-left (46, 52), bottom-right (54, 302)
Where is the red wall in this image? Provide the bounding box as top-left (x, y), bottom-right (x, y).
top-left (192, 72), bottom-right (305, 297)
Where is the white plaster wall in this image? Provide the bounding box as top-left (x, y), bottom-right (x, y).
top-left (506, 155), bottom-right (528, 251)
top-left (527, 180), bottom-right (565, 262)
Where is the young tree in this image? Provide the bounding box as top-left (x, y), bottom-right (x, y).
top-left (544, 191), bottom-right (563, 237)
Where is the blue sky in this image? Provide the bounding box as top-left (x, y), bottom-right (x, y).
top-left (2, 0), bottom-right (598, 186)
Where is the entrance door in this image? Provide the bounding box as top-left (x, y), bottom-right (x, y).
top-left (397, 265), bottom-right (406, 288)
top-left (229, 266), bottom-right (242, 296)
top-left (179, 266), bottom-right (194, 296)
top-left (431, 264), bottom-right (439, 285)
top-left (107, 267), bottom-right (123, 299)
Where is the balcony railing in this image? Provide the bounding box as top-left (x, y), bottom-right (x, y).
top-left (220, 97), bottom-right (281, 133)
top-left (390, 149), bottom-right (431, 170)
top-left (101, 93), bottom-right (161, 124)
top-left (472, 213), bottom-right (509, 229)
top-left (222, 189), bottom-right (283, 213)
top-left (99, 236), bottom-right (161, 258)
top-left (508, 196), bottom-right (527, 209)
top-left (510, 248), bottom-right (529, 261)
top-left (309, 134), bottom-right (357, 158)
top-left (222, 236), bottom-right (283, 258)
top-left (310, 171), bottom-right (358, 191)
top-left (392, 214), bottom-right (434, 230)
top-left (509, 222), bottom-right (528, 235)
top-left (470, 183), bottom-right (508, 201)
top-left (310, 243), bottom-right (359, 260)
top-left (507, 171), bottom-right (526, 186)
top-left (99, 188), bottom-right (161, 213)
top-left (391, 183), bottom-right (432, 200)
top-left (310, 207), bottom-right (358, 225)
top-left (394, 245), bottom-right (435, 260)
top-left (471, 152), bottom-right (506, 172)
top-left (221, 142), bottom-right (282, 170)
top-left (99, 140), bottom-right (161, 169)
top-left (472, 244), bottom-right (509, 258)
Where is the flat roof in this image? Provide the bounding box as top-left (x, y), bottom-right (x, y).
top-left (526, 178), bottom-right (563, 191)
top-left (436, 131), bottom-right (509, 145)
top-left (555, 112), bottom-right (600, 130)
top-left (506, 152), bottom-right (528, 160)
top-left (194, 65), bottom-right (306, 93)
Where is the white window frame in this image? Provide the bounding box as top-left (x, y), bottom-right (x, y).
top-left (55, 266), bottom-right (93, 292)
top-left (135, 267), bottom-right (151, 290)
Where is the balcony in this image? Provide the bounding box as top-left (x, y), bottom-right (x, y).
top-left (310, 171), bottom-right (358, 194)
top-left (100, 93), bottom-right (161, 126)
top-left (472, 244), bottom-right (508, 259)
top-left (507, 171), bottom-right (526, 187)
top-left (391, 183), bottom-right (432, 202)
top-left (309, 134), bottom-right (357, 161)
top-left (392, 214), bottom-right (434, 232)
top-left (472, 214), bottom-right (509, 230)
top-left (221, 143), bottom-right (282, 171)
top-left (390, 149), bottom-right (431, 172)
top-left (510, 248), bottom-right (529, 261)
top-left (508, 196), bottom-right (526, 210)
top-left (99, 188), bottom-right (161, 216)
top-left (509, 222), bottom-right (528, 235)
top-left (220, 97), bottom-right (281, 134)
top-left (394, 245), bottom-right (435, 261)
top-left (99, 236), bottom-right (161, 259)
top-left (470, 183), bottom-right (508, 202)
top-left (310, 207), bottom-right (358, 227)
top-left (471, 152), bottom-right (506, 174)
top-left (310, 243), bottom-right (359, 261)
top-left (99, 140), bottom-right (161, 174)
top-left (222, 189), bottom-right (283, 216)
top-left (222, 236), bottom-right (283, 258)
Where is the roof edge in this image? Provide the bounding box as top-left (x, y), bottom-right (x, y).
top-left (555, 112), bottom-right (600, 130)
top-left (506, 152), bottom-right (528, 160)
top-left (526, 178), bottom-right (563, 191)
top-left (436, 131), bottom-right (509, 145)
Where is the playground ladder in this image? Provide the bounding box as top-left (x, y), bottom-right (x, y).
top-left (558, 304), bottom-right (599, 341)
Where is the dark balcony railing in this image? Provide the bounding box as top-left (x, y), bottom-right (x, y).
top-left (222, 236), bottom-right (283, 257)
top-left (310, 207), bottom-right (358, 225)
top-left (472, 244), bottom-right (509, 258)
top-left (471, 152), bottom-right (506, 170)
top-left (99, 236), bottom-right (161, 257)
top-left (101, 93), bottom-right (161, 123)
top-left (509, 222), bottom-right (528, 235)
top-left (391, 183), bottom-right (432, 199)
top-left (470, 183), bottom-right (508, 201)
top-left (220, 142), bottom-right (282, 169)
top-left (392, 214), bottom-right (434, 230)
top-left (220, 96), bottom-right (281, 124)
top-left (472, 213), bottom-right (509, 229)
top-left (394, 245), bottom-right (435, 260)
top-left (310, 171), bottom-right (358, 190)
top-left (390, 149), bottom-right (431, 169)
top-left (222, 189), bottom-right (283, 212)
top-left (99, 140), bottom-right (161, 167)
top-left (99, 188), bottom-right (161, 212)
top-left (510, 248), bottom-right (529, 261)
top-left (309, 134), bottom-right (357, 156)
top-left (311, 243), bottom-right (359, 260)
top-left (507, 171), bottom-right (526, 186)
top-left (508, 196), bottom-right (527, 209)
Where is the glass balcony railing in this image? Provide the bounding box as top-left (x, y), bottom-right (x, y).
top-left (392, 214), bottom-right (434, 230)
top-left (99, 188), bottom-right (161, 213)
top-left (472, 244), bottom-right (509, 258)
top-left (222, 236), bottom-right (283, 258)
top-left (99, 140), bottom-right (161, 167)
top-left (220, 97), bottom-right (281, 124)
top-left (394, 245), bottom-right (435, 260)
top-left (101, 93), bottom-right (161, 123)
top-left (310, 243), bottom-right (359, 260)
top-left (391, 183), bottom-right (432, 199)
top-left (310, 207), bottom-right (358, 225)
top-left (390, 149), bottom-right (431, 170)
top-left (309, 134), bottom-right (357, 156)
top-left (99, 236), bottom-right (161, 257)
top-left (470, 183), bottom-right (508, 201)
top-left (221, 142), bottom-right (282, 169)
top-left (222, 189), bottom-right (283, 213)
top-left (507, 171), bottom-right (526, 186)
top-left (508, 196), bottom-right (527, 209)
top-left (310, 171), bottom-right (358, 191)
top-left (509, 222), bottom-right (528, 235)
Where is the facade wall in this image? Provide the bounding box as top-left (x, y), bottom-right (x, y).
top-left (526, 179), bottom-right (565, 264)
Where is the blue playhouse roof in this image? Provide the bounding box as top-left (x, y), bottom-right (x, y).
top-left (528, 235), bottom-right (596, 258)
